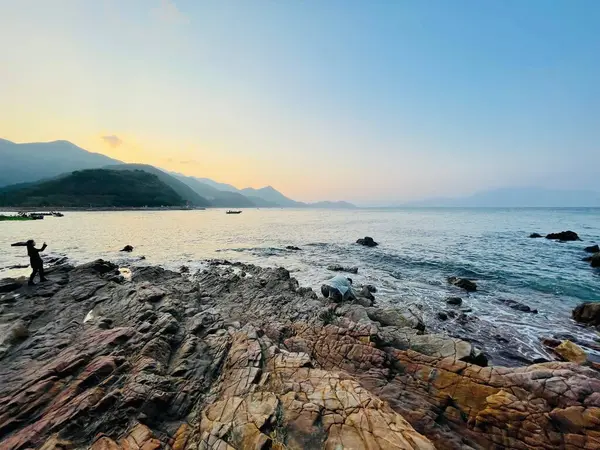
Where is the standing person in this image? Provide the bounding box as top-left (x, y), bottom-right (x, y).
top-left (26, 240), bottom-right (48, 285)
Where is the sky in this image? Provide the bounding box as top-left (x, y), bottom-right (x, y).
top-left (0, 0), bottom-right (598, 204)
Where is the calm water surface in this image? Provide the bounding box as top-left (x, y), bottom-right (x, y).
top-left (2, 208), bottom-right (599, 365)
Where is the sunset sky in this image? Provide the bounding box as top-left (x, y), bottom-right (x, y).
top-left (1, 1), bottom-right (598, 203)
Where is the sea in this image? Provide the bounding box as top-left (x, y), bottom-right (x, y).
top-left (2, 208), bottom-right (599, 366)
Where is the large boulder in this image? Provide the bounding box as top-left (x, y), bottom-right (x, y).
top-left (545, 230), bottom-right (580, 241)
top-left (356, 236), bottom-right (378, 247)
top-left (584, 244), bottom-right (600, 253)
top-left (447, 276), bottom-right (477, 292)
top-left (572, 302), bottom-right (600, 326)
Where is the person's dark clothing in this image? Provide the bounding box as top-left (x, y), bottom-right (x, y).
top-left (27, 242), bottom-right (47, 284)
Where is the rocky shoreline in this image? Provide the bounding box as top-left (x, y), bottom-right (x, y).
top-left (1, 259), bottom-right (600, 449)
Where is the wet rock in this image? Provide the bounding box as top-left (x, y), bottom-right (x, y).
top-left (0, 278), bottom-right (22, 293)
top-left (499, 299), bottom-right (538, 314)
top-left (120, 245), bottom-right (134, 252)
top-left (529, 232), bottom-right (543, 238)
top-left (179, 265), bottom-right (189, 273)
top-left (447, 276), bottom-right (477, 292)
top-left (446, 296), bottom-right (463, 306)
top-left (546, 230), bottom-right (581, 241)
top-left (365, 284), bottom-right (377, 293)
top-left (552, 340), bottom-right (588, 364)
top-left (327, 264), bottom-right (358, 274)
top-left (356, 236), bottom-right (378, 247)
top-left (285, 245), bottom-right (301, 251)
top-left (437, 312), bottom-right (448, 321)
top-left (590, 252), bottom-right (600, 268)
top-left (584, 244), bottom-right (600, 253)
top-left (572, 302), bottom-right (600, 326)
top-left (359, 285), bottom-right (375, 301)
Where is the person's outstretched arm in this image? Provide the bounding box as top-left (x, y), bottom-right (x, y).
top-left (38, 243), bottom-right (47, 252)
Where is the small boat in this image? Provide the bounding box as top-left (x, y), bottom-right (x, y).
top-left (226, 210), bottom-right (242, 215)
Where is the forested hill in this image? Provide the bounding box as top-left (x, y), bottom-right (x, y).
top-left (0, 169), bottom-right (186, 207)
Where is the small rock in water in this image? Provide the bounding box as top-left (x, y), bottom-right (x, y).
top-left (359, 285), bottom-right (375, 301)
top-left (545, 230), bottom-right (580, 241)
top-left (356, 236), bottom-right (378, 247)
top-left (180, 265), bottom-right (190, 273)
top-left (286, 246), bottom-right (301, 251)
top-left (584, 244), bottom-right (599, 253)
top-left (499, 299), bottom-right (538, 314)
top-left (437, 312), bottom-right (448, 321)
top-left (529, 233), bottom-right (543, 238)
top-left (327, 264), bottom-right (358, 274)
top-left (446, 297), bottom-right (463, 306)
top-left (120, 245), bottom-right (134, 252)
top-left (447, 277), bottom-right (477, 292)
top-left (590, 253), bottom-right (600, 268)
top-left (365, 284), bottom-right (377, 293)
top-left (572, 302), bottom-right (600, 326)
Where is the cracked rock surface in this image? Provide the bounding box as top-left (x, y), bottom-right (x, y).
top-left (0, 259), bottom-right (599, 449)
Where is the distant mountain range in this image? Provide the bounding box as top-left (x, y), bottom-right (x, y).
top-left (404, 187), bottom-right (600, 207)
top-left (0, 139), bottom-right (355, 208)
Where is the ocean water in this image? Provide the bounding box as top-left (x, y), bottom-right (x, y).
top-left (2, 208), bottom-right (599, 365)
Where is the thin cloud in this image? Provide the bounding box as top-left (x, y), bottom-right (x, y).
top-left (101, 135), bottom-right (123, 148)
top-left (151, 0), bottom-right (189, 25)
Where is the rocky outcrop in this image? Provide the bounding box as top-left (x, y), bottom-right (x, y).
top-left (546, 230), bottom-right (581, 241)
top-left (584, 244), bottom-right (600, 253)
top-left (327, 264), bottom-right (359, 274)
top-left (356, 236), bottom-right (378, 247)
top-left (1, 260), bottom-right (599, 450)
top-left (529, 233), bottom-right (543, 238)
top-left (573, 302), bottom-right (600, 327)
top-left (447, 276), bottom-right (477, 292)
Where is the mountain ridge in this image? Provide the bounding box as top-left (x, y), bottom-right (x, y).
top-left (0, 138), bottom-right (356, 208)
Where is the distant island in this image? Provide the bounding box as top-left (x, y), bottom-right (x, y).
top-left (0, 169), bottom-right (186, 208)
top-left (0, 139), bottom-right (355, 209)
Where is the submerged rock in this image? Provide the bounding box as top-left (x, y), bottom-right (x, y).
top-left (446, 296), bottom-right (463, 306)
top-left (546, 230), bottom-right (581, 241)
top-left (356, 236), bottom-right (378, 247)
top-left (529, 232), bottom-right (543, 238)
top-left (572, 302), bottom-right (600, 326)
top-left (327, 264), bottom-right (358, 274)
top-left (447, 276), bottom-right (477, 292)
top-left (584, 244), bottom-right (600, 253)
top-left (499, 299), bottom-right (538, 314)
top-left (286, 245), bottom-right (301, 251)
